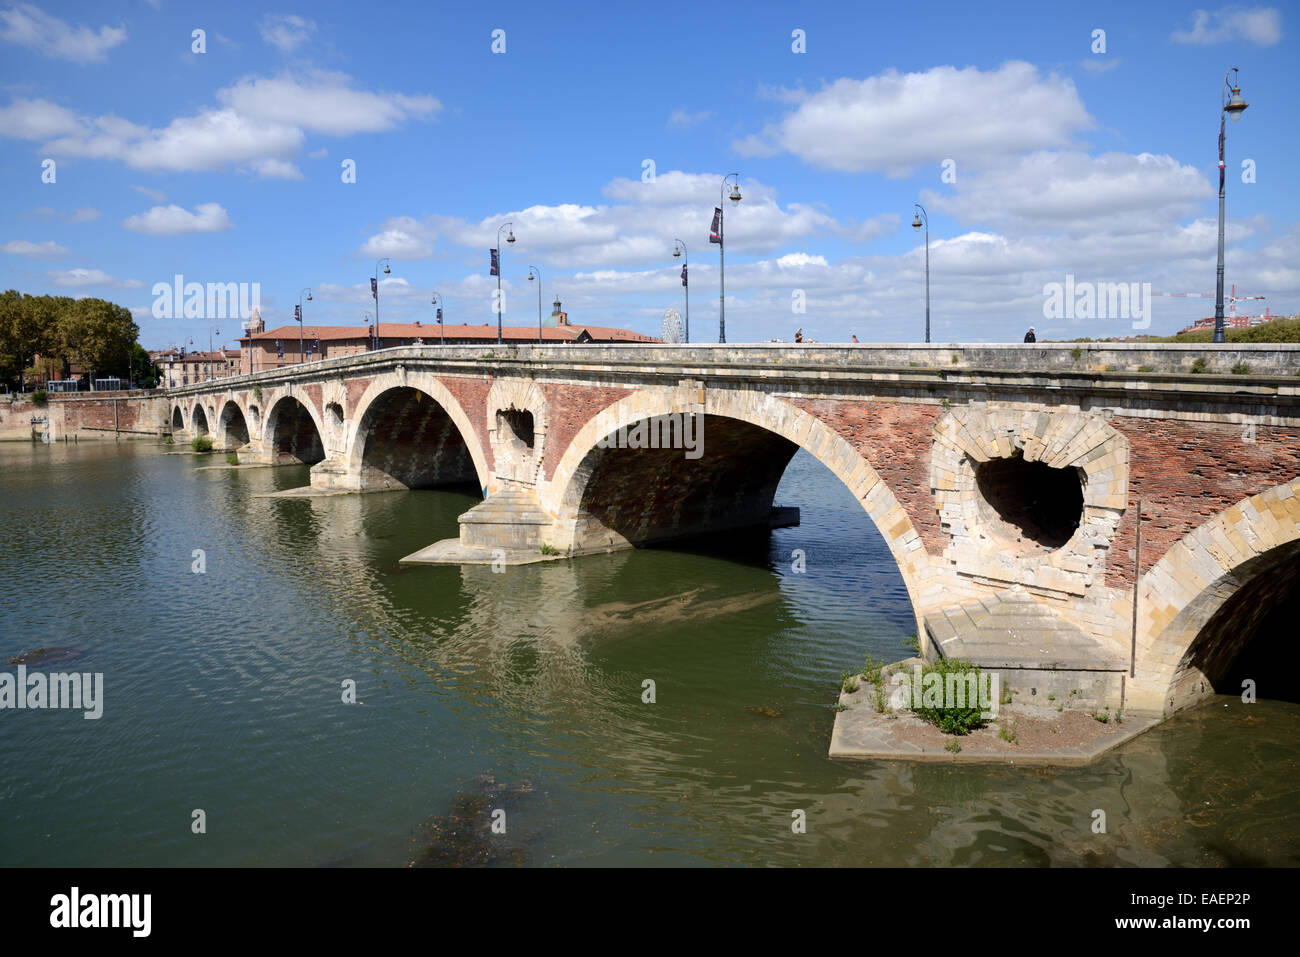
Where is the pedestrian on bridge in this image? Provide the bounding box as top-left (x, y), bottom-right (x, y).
top-left (1023, 327), bottom-right (1037, 343)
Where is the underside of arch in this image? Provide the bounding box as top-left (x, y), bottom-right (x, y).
top-left (357, 387), bottom-right (477, 490)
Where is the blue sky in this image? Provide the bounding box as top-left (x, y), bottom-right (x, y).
top-left (1, 0), bottom-right (1295, 348)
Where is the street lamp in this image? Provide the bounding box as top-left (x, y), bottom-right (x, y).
top-left (673, 239), bottom-right (689, 343)
top-left (363, 311), bottom-right (374, 351)
top-left (207, 327), bottom-right (221, 380)
top-left (297, 288), bottom-right (312, 363)
top-left (1213, 67), bottom-right (1249, 345)
top-left (372, 259), bottom-right (390, 348)
top-left (431, 292), bottom-right (445, 345)
top-left (912, 204), bottom-right (930, 344)
top-left (716, 174), bottom-right (742, 343)
top-left (495, 222), bottom-right (515, 344)
top-left (527, 266), bottom-right (542, 344)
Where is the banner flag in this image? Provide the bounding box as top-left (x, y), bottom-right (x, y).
top-left (709, 208), bottom-right (722, 244)
top-left (490, 249), bottom-right (500, 277)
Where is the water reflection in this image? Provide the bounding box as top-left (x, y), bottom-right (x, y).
top-left (0, 442), bottom-right (1296, 867)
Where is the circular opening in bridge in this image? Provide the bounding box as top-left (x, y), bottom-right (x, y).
top-left (496, 409), bottom-right (535, 453)
top-left (974, 452), bottom-right (1083, 551)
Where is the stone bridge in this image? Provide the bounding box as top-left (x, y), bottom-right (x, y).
top-left (153, 341), bottom-right (1300, 719)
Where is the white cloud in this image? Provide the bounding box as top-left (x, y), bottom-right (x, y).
top-left (0, 97), bottom-right (83, 139)
top-left (0, 72), bottom-right (436, 178)
top-left (1171, 6), bottom-right (1282, 45)
top-left (733, 62), bottom-right (1093, 176)
top-left (46, 267), bottom-right (141, 288)
top-left (33, 206), bottom-right (100, 223)
top-left (0, 4), bottom-right (126, 62)
top-left (359, 217), bottom-right (434, 259)
top-left (925, 152), bottom-right (1210, 234)
top-left (1080, 57), bottom-right (1121, 73)
top-left (122, 202), bottom-right (234, 235)
top-left (2, 239), bottom-right (67, 257)
top-left (131, 185), bottom-right (166, 202)
top-left (216, 71), bottom-right (440, 136)
top-left (667, 108), bottom-right (712, 130)
top-left (373, 173), bottom-right (878, 269)
top-left (260, 14), bottom-right (315, 53)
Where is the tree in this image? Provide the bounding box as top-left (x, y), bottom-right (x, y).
top-left (55, 297), bottom-right (137, 382)
top-left (130, 343), bottom-right (157, 388)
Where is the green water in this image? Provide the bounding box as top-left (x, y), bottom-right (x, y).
top-left (1, 440), bottom-right (1297, 867)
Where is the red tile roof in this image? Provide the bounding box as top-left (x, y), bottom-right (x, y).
top-left (239, 322), bottom-right (658, 343)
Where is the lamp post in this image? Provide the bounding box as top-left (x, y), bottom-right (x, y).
top-left (363, 312), bottom-right (373, 352)
top-left (911, 204), bottom-right (930, 344)
top-left (297, 288), bottom-right (312, 363)
top-left (527, 266), bottom-right (542, 344)
top-left (495, 222), bottom-right (515, 344)
top-left (372, 258), bottom-right (390, 348)
top-left (431, 292), bottom-right (444, 345)
top-left (717, 174), bottom-right (742, 343)
top-left (1213, 68), bottom-right (1249, 345)
top-left (673, 239), bottom-right (689, 343)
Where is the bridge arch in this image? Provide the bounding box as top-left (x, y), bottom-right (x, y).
top-left (190, 403), bottom-right (210, 437)
top-left (345, 372), bottom-right (489, 492)
top-left (171, 405), bottom-right (185, 433)
top-left (217, 399), bottom-right (250, 449)
top-left (263, 393), bottom-right (325, 465)
top-left (545, 386), bottom-right (933, 631)
top-left (1137, 479), bottom-right (1300, 711)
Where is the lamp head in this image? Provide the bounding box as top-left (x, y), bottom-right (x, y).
top-left (673, 247), bottom-right (681, 259)
top-left (383, 264), bottom-right (390, 275)
top-left (729, 185), bottom-right (742, 204)
top-left (306, 291), bottom-right (312, 301)
top-left (912, 213), bottom-right (923, 230)
top-left (506, 231), bottom-right (516, 244)
top-left (1225, 87), bottom-right (1248, 121)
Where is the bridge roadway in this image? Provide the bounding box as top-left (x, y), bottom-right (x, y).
top-left (92, 341), bottom-right (1300, 721)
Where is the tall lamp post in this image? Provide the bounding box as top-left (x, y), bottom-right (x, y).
top-left (911, 204), bottom-right (930, 344)
top-left (673, 239), bottom-right (689, 343)
top-left (372, 259), bottom-right (390, 348)
top-left (1213, 68), bottom-right (1249, 344)
top-left (495, 222), bottom-right (515, 344)
top-left (527, 266), bottom-right (542, 344)
top-left (296, 288), bottom-right (312, 363)
top-left (714, 174), bottom-right (742, 343)
top-left (431, 292), bottom-right (445, 345)
top-left (207, 327), bottom-right (221, 380)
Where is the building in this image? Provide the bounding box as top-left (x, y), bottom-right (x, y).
top-left (1176, 308), bottom-right (1289, 335)
top-left (152, 347), bottom-right (240, 389)
top-left (236, 297), bottom-right (659, 375)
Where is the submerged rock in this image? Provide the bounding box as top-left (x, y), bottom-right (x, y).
top-left (408, 775), bottom-right (537, 868)
top-left (745, 706), bottom-right (784, 718)
top-left (7, 647), bottom-right (86, 666)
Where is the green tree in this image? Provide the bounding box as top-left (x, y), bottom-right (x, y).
top-left (55, 297), bottom-right (137, 383)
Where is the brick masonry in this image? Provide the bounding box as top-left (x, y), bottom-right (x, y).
top-left (791, 398), bottom-right (945, 554)
top-left (1108, 418), bottom-right (1300, 587)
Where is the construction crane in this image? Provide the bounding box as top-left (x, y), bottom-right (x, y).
top-left (1154, 284), bottom-right (1268, 332)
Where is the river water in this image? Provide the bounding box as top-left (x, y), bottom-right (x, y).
top-left (1, 440), bottom-right (1296, 867)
